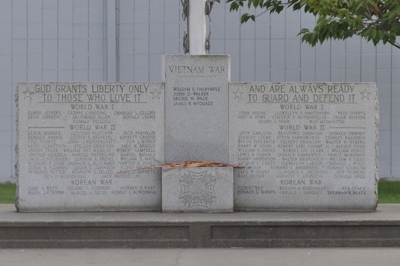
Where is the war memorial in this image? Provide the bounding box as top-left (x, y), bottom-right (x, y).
top-left (3, 0), bottom-right (397, 249)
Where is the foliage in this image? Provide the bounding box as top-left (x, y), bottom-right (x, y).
top-left (225, 0), bottom-right (400, 49)
top-left (0, 183), bottom-right (16, 204)
top-left (378, 181), bottom-right (400, 203)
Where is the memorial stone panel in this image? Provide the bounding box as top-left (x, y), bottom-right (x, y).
top-left (162, 167), bottom-right (234, 212)
top-left (164, 55), bottom-right (231, 163)
top-left (16, 82), bottom-right (164, 212)
top-left (229, 83), bottom-right (379, 211)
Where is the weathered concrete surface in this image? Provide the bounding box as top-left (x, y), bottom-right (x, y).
top-left (1, 248), bottom-right (400, 266)
top-left (16, 82), bottom-right (164, 212)
top-left (229, 82), bottom-right (379, 211)
top-left (162, 167), bottom-right (233, 213)
top-left (1, 204), bottom-right (400, 248)
top-left (164, 55), bottom-right (230, 163)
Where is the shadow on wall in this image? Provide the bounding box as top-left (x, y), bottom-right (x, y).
top-left (380, 176), bottom-right (400, 181)
top-left (0, 177), bottom-right (16, 184)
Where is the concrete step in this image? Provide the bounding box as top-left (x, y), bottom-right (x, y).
top-left (1, 204), bottom-right (400, 248)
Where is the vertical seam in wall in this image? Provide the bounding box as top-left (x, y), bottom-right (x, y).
top-left (345, 39), bottom-right (347, 81)
top-left (87, 1), bottom-right (90, 80)
top-left (312, 16), bottom-right (316, 82)
top-left (329, 40), bottom-right (332, 81)
top-left (299, 11), bottom-right (301, 81)
top-left (224, 3), bottom-right (226, 55)
top-left (114, 0), bottom-right (118, 81)
top-left (104, 0), bottom-right (107, 80)
top-left (182, 0), bottom-right (184, 54)
top-left (163, 0), bottom-right (165, 55)
top-left (177, 1), bottom-right (179, 53)
top-left (106, 0), bottom-right (119, 82)
top-left (41, 0), bottom-right (44, 81)
top-left (254, 10), bottom-right (256, 82)
top-left (298, 21), bottom-right (302, 82)
top-left (390, 45), bottom-right (393, 176)
top-left (116, 0), bottom-right (120, 81)
top-left (101, 0), bottom-right (108, 81)
top-left (314, 16), bottom-right (317, 82)
top-left (162, 0), bottom-right (165, 55)
top-left (298, 23), bottom-right (300, 81)
top-left (269, 11), bottom-right (271, 81)
top-left (57, 0), bottom-right (59, 80)
top-left (26, 1), bottom-right (28, 81)
top-left (133, 0), bottom-right (136, 80)
top-left (359, 37), bottom-right (362, 82)
top-left (72, 0), bottom-right (75, 81)
top-left (148, 0), bottom-right (150, 81)
top-left (284, 8), bottom-right (286, 82)
top-left (299, 11), bottom-right (302, 81)
top-left (238, 8), bottom-right (241, 81)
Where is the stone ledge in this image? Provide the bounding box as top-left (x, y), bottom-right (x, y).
top-left (1, 204), bottom-right (400, 248)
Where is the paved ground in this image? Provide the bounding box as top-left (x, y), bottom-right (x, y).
top-left (0, 248), bottom-right (399, 266)
top-left (1, 204), bottom-right (400, 264)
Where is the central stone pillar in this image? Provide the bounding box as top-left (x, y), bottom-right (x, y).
top-left (189, 0), bottom-right (207, 55)
top-left (163, 55), bottom-right (230, 163)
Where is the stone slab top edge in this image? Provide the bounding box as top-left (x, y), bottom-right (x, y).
top-left (17, 82), bottom-right (164, 85)
top-left (229, 82), bottom-right (377, 85)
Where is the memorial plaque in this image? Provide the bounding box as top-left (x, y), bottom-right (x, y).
top-left (229, 83), bottom-right (379, 211)
top-left (16, 82), bottom-right (164, 212)
top-left (163, 55), bottom-right (230, 163)
top-left (162, 167), bottom-right (233, 212)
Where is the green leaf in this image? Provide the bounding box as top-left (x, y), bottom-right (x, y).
top-left (240, 13), bottom-right (251, 24)
top-left (293, 2), bottom-right (302, 10)
top-left (371, 28), bottom-right (377, 39)
top-left (377, 30), bottom-right (384, 40)
top-left (298, 28), bottom-right (310, 35)
top-left (227, 0), bottom-right (400, 50)
top-left (229, 2), bottom-right (239, 11)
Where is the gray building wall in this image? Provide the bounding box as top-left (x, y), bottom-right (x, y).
top-left (0, 0), bottom-right (397, 182)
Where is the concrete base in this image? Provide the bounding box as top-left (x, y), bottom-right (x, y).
top-left (1, 204), bottom-right (400, 248)
top-left (162, 167), bottom-right (233, 213)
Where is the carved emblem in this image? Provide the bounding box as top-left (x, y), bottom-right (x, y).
top-left (233, 89), bottom-right (243, 99)
top-left (151, 89), bottom-right (161, 99)
top-left (179, 171), bottom-right (216, 208)
top-left (23, 88), bottom-right (34, 100)
top-left (360, 89), bottom-right (371, 100)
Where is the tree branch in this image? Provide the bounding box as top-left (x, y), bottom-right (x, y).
top-left (389, 41), bottom-right (400, 49)
top-left (254, 9), bottom-right (269, 18)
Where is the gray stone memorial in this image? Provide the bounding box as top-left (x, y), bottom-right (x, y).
top-left (163, 55), bottom-right (230, 163)
top-left (229, 82), bottom-right (379, 211)
top-left (15, 1), bottom-right (381, 214)
top-left (16, 82), bottom-right (164, 212)
top-left (162, 167), bottom-right (233, 212)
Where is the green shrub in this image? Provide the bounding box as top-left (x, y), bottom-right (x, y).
top-left (0, 182), bottom-right (399, 204)
top-left (0, 184), bottom-right (16, 204)
top-left (378, 181), bottom-right (400, 203)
